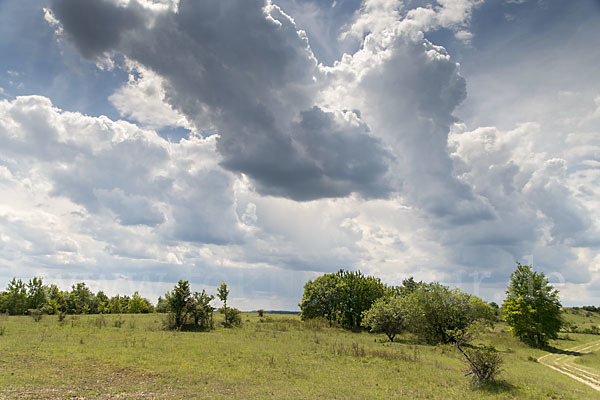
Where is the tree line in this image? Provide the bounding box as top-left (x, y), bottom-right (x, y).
top-left (0, 277), bottom-right (154, 316)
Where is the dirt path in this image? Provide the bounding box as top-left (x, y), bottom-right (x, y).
top-left (537, 339), bottom-right (600, 392)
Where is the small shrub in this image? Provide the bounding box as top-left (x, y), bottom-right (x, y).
top-left (28, 309), bottom-right (43, 322)
top-left (114, 316), bottom-right (124, 328)
top-left (257, 309), bottom-right (264, 317)
top-left (221, 307), bottom-right (242, 328)
top-left (58, 312), bottom-right (66, 322)
top-left (461, 345), bottom-right (503, 384)
top-left (92, 315), bottom-right (106, 329)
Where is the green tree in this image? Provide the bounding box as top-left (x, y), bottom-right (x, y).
top-left (362, 295), bottom-right (406, 342)
top-left (189, 290), bottom-right (214, 329)
top-left (337, 270), bottom-right (388, 329)
top-left (403, 282), bottom-right (494, 345)
top-left (108, 295), bottom-right (126, 314)
top-left (128, 291), bottom-right (151, 314)
top-left (3, 278), bottom-right (28, 315)
top-left (217, 282), bottom-right (231, 326)
top-left (503, 262), bottom-right (563, 347)
top-left (299, 272), bottom-right (342, 326)
top-left (45, 284), bottom-right (66, 314)
top-left (26, 277), bottom-right (47, 310)
top-left (95, 291), bottom-right (109, 314)
top-left (165, 280), bottom-right (191, 330)
top-left (155, 296), bottom-right (168, 313)
top-left (67, 282), bottom-right (94, 314)
top-left (217, 282), bottom-right (241, 327)
top-left (299, 269), bottom-right (388, 329)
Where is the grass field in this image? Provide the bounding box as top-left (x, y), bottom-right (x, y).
top-left (1, 311), bottom-right (600, 399)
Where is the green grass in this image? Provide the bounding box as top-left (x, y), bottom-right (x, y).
top-left (1, 311), bottom-right (600, 398)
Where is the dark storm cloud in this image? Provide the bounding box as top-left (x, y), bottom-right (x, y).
top-left (49, 0), bottom-right (146, 59)
top-left (48, 0), bottom-right (392, 201)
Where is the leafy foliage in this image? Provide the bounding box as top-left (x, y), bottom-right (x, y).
top-left (460, 345), bottom-right (503, 384)
top-left (362, 295), bottom-right (406, 342)
top-left (402, 283), bottom-right (494, 345)
top-left (502, 262), bottom-right (563, 347)
top-left (189, 290), bottom-right (215, 330)
top-left (165, 280), bottom-right (192, 330)
top-left (299, 269), bottom-right (388, 329)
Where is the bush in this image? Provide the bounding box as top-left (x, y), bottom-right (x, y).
top-left (28, 309), bottom-right (43, 322)
top-left (222, 307), bottom-right (242, 327)
top-left (461, 345), bottom-right (503, 384)
top-left (362, 296), bottom-right (405, 342)
top-left (403, 283), bottom-right (494, 345)
top-left (257, 309), bottom-right (265, 317)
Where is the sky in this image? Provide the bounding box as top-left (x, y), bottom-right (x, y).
top-left (1, 0), bottom-right (600, 310)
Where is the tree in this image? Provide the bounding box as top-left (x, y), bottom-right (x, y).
top-left (128, 291), bottom-right (151, 314)
top-left (217, 282), bottom-right (230, 326)
top-left (362, 295), bottom-right (406, 342)
top-left (503, 262), bottom-right (563, 347)
top-left (217, 282), bottom-right (241, 327)
top-left (338, 270), bottom-right (388, 329)
top-left (403, 282), bottom-right (494, 345)
top-left (67, 282), bottom-right (93, 314)
top-left (189, 290), bottom-right (214, 329)
top-left (299, 272), bottom-right (342, 326)
top-left (3, 278), bottom-right (28, 315)
top-left (26, 277), bottom-right (46, 310)
top-left (155, 296), bottom-right (168, 313)
top-left (45, 284), bottom-right (66, 315)
top-left (299, 269), bottom-right (388, 329)
top-left (165, 280), bottom-right (191, 330)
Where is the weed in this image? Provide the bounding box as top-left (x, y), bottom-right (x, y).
top-left (28, 309), bottom-right (43, 322)
top-left (0, 326), bottom-right (5, 336)
top-left (91, 315), bottom-right (107, 329)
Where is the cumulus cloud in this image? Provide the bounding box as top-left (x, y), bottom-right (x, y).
top-left (47, 0), bottom-right (392, 201)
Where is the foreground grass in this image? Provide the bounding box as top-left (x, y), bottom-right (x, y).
top-left (0, 312), bottom-right (599, 399)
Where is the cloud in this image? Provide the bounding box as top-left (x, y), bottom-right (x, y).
top-left (47, 0), bottom-right (392, 201)
top-left (108, 59), bottom-right (192, 130)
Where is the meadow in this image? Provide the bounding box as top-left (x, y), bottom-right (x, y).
top-left (1, 311), bottom-right (600, 399)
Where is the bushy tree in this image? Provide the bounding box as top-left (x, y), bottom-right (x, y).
top-left (403, 283), bottom-right (494, 344)
top-left (189, 290), bottom-right (214, 329)
top-left (3, 278), bottom-right (27, 315)
top-left (299, 272), bottom-right (342, 326)
top-left (45, 284), bottom-right (66, 314)
top-left (155, 296), bottom-right (168, 313)
top-left (67, 282), bottom-right (94, 314)
top-left (299, 269), bottom-right (388, 329)
top-left (503, 262), bottom-right (563, 347)
top-left (128, 291), bottom-right (152, 314)
top-left (362, 295), bottom-right (406, 342)
top-left (217, 282), bottom-right (241, 327)
top-left (165, 280), bottom-right (191, 330)
top-left (26, 277), bottom-right (46, 310)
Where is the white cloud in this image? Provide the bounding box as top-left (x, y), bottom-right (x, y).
top-left (109, 59), bottom-right (192, 130)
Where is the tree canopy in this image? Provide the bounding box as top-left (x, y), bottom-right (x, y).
top-left (299, 269), bottom-right (388, 329)
top-left (503, 262), bottom-right (563, 347)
